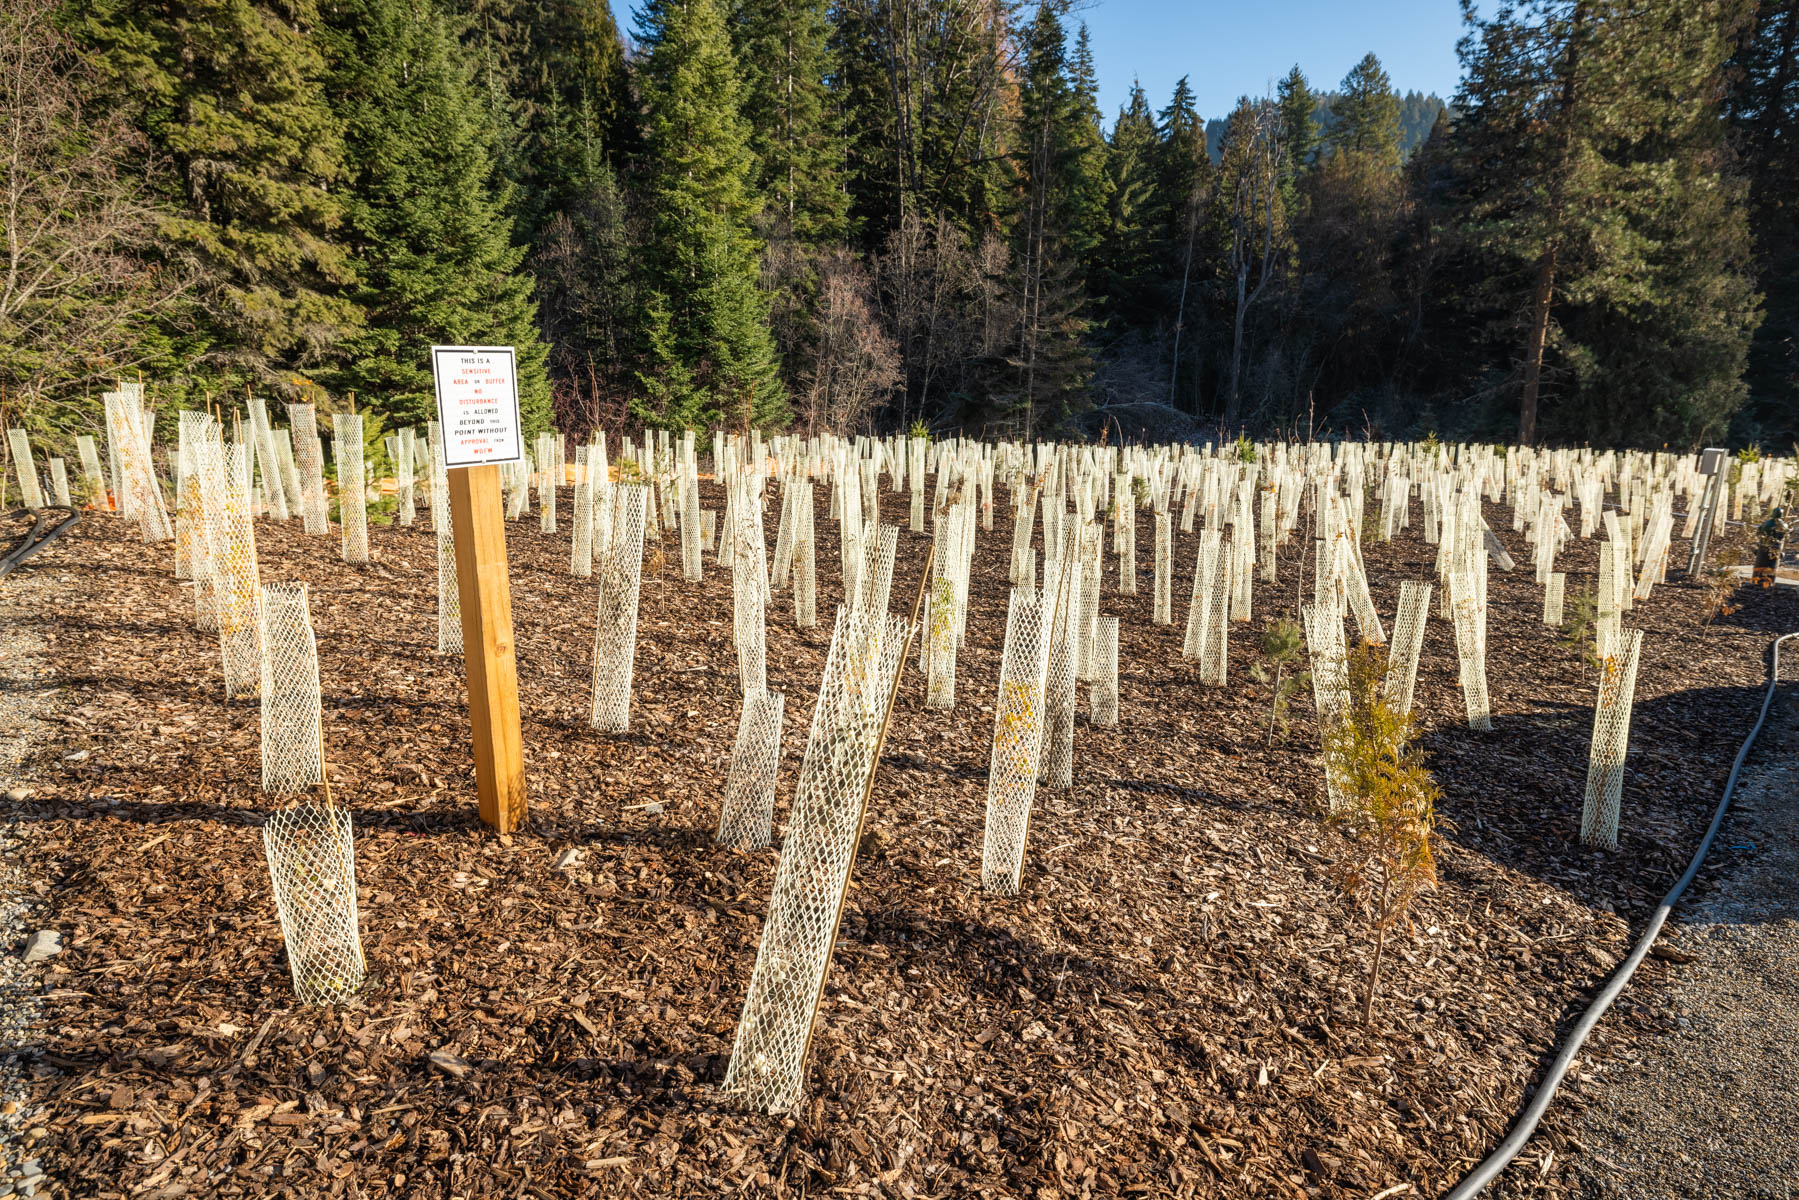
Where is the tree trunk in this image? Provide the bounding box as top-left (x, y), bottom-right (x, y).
top-left (1518, 243), bottom-right (1557, 445)
top-left (1228, 263), bottom-right (1249, 427)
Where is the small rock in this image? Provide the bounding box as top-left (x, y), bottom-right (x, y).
top-left (554, 848), bottom-right (582, 870)
top-left (61, 750), bottom-right (89, 763)
top-left (642, 802), bottom-right (664, 815)
top-left (4, 788), bottom-right (30, 803)
top-left (20, 932), bottom-right (60, 964)
top-left (426, 1048), bottom-right (472, 1079)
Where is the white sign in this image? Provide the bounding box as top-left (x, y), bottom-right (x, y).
top-left (431, 345), bottom-right (523, 468)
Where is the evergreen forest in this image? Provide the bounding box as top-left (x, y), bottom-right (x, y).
top-left (5, 0), bottom-right (1796, 450)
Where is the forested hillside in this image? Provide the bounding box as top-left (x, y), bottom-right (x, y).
top-left (3, 0), bottom-right (1795, 448)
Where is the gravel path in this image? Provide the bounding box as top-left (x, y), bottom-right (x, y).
top-left (1569, 681), bottom-right (1799, 1200)
top-left (0, 558), bottom-right (63, 1200)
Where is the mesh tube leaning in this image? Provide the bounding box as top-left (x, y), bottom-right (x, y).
top-left (723, 607), bottom-right (910, 1113)
top-left (981, 583), bottom-right (1060, 894)
top-left (259, 582), bottom-right (365, 1005)
top-left (263, 803), bottom-right (366, 1005)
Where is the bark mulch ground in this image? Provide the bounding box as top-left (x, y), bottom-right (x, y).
top-left (2, 484), bottom-right (1792, 1200)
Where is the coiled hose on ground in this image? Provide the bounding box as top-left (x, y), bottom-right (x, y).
top-left (1444, 631), bottom-right (1798, 1198)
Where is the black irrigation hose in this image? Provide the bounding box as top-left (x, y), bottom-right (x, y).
top-left (1444, 630), bottom-right (1798, 1199)
top-left (0, 504), bottom-right (81, 580)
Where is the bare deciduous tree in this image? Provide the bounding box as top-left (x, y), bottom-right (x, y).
top-left (0, 0), bottom-right (195, 444)
top-left (1221, 97), bottom-right (1286, 428)
top-left (802, 251), bottom-right (900, 436)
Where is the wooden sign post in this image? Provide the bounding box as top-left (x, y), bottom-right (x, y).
top-left (432, 346), bottom-right (527, 833)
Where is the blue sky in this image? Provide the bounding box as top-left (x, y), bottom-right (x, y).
top-left (1077, 0), bottom-right (1470, 120)
top-left (607, 0), bottom-right (1471, 125)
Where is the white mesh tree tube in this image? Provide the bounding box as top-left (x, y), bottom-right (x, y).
top-left (1118, 486), bottom-right (1137, 594)
top-left (1076, 533), bottom-right (1101, 681)
top-left (909, 439), bottom-right (926, 531)
top-left (263, 795), bottom-right (366, 1005)
top-left (852, 523), bottom-right (899, 618)
top-left (432, 458), bottom-right (462, 655)
top-left (1259, 486), bottom-right (1278, 581)
top-left (1580, 628), bottom-right (1644, 850)
top-left (1303, 602), bottom-right (1350, 811)
top-left (793, 481), bottom-right (817, 629)
top-left (249, 397), bottom-right (289, 522)
top-left (288, 403), bottom-right (329, 534)
top-left (395, 427), bottom-right (415, 526)
top-left (7, 429), bottom-right (43, 510)
top-left (1039, 554), bottom-right (1080, 790)
top-left (274, 431), bottom-right (302, 517)
top-left (103, 392), bottom-right (170, 541)
top-left (333, 414), bottom-right (368, 563)
top-left (771, 478), bottom-right (797, 589)
top-left (49, 458), bottom-right (69, 507)
top-left (1090, 615), bottom-right (1119, 727)
top-left (715, 690), bottom-right (786, 850)
top-left (207, 442), bottom-right (262, 699)
top-left (924, 572), bottom-right (958, 710)
top-left (175, 412), bottom-right (211, 581)
top-left (1183, 530), bottom-right (1220, 660)
top-left (1448, 570), bottom-right (1492, 731)
top-left (260, 582), bottom-right (324, 794)
top-left (1010, 488), bottom-right (1035, 583)
top-left (981, 586), bottom-right (1058, 894)
top-left (591, 485), bottom-right (649, 732)
top-left (682, 463), bottom-right (703, 583)
top-left (1343, 542), bottom-right (1385, 645)
top-left (723, 607), bottom-right (910, 1114)
top-left (1153, 511), bottom-right (1172, 624)
top-left (571, 450), bottom-right (594, 577)
top-left (186, 425), bottom-right (221, 632)
top-left (538, 432), bottom-right (560, 533)
top-left (1544, 571), bottom-right (1565, 627)
top-left (1383, 580), bottom-right (1431, 717)
top-left (1202, 538), bottom-right (1230, 686)
top-left (77, 435), bottom-right (106, 509)
top-left (732, 486), bottom-right (768, 698)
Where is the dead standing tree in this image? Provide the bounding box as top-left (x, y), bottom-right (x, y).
top-left (1221, 97), bottom-right (1286, 429)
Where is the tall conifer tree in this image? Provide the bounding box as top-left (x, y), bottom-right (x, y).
top-left (636, 0), bottom-right (787, 430)
top-left (734, 0), bottom-right (851, 244)
top-left (71, 0), bottom-right (361, 384)
top-left (1277, 66), bottom-right (1320, 178)
top-left (323, 0), bottom-right (552, 431)
top-left (1449, 0), bottom-right (1758, 445)
top-left (1100, 82), bottom-right (1163, 328)
top-left (1727, 0), bottom-right (1799, 440)
top-left (1157, 76), bottom-right (1215, 410)
top-left (1329, 53), bottom-right (1402, 165)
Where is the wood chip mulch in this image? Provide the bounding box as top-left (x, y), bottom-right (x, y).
top-left (3, 484), bottom-right (1793, 1200)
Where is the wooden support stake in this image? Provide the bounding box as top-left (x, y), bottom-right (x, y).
top-left (448, 463), bottom-right (527, 832)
